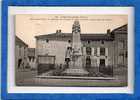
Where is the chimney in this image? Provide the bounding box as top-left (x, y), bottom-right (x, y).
top-left (58, 29), bottom-right (61, 33)
top-left (56, 29), bottom-right (61, 34)
top-left (107, 29), bottom-right (111, 34)
top-left (107, 29), bottom-right (114, 38)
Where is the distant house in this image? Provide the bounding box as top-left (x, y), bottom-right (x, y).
top-left (35, 21), bottom-right (127, 75)
top-left (28, 48), bottom-right (36, 69)
top-left (15, 36), bottom-right (28, 69)
top-left (28, 48), bottom-right (35, 61)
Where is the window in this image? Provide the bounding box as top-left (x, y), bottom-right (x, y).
top-left (86, 56), bottom-right (91, 67)
top-left (118, 40), bottom-right (124, 49)
top-left (101, 40), bottom-right (104, 44)
top-left (46, 39), bottom-right (49, 43)
top-left (100, 47), bottom-right (105, 56)
top-left (86, 47), bottom-right (91, 55)
top-left (94, 48), bottom-right (97, 56)
top-left (125, 51), bottom-right (127, 58)
top-left (19, 46), bottom-right (21, 56)
top-left (100, 59), bottom-right (105, 66)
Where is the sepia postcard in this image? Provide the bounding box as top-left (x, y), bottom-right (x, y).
top-left (8, 7), bottom-right (134, 93)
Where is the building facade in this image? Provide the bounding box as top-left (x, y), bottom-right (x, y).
top-left (15, 36), bottom-right (28, 69)
top-left (35, 21), bottom-right (127, 70)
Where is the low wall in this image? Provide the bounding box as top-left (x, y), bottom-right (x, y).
top-left (37, 64), bottom-right (55, 75)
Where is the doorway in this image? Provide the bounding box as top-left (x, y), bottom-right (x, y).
top-left (86, 56), bottom-right (91, 68)
top-left (100, 59), bottom-right (105, 66)
top-left (99, 59), bottom-right (105, 73)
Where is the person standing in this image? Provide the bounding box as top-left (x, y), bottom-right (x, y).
top-left (65, 47), bottom-right (72, 68)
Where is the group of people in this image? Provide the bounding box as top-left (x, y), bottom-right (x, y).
top-left (28, 58), bottom-right (36, 70)
top-left (17, 57), bottom-right (36, 70)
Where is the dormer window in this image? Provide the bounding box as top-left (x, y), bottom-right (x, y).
top-left (46, 39), bottom-right (49, 43)
top-left (87, 40), bottom-right (90, 44)
top-left (101, 40), bottom-right (104, 44)
top-left (68, 40), bottom-right (71, 43)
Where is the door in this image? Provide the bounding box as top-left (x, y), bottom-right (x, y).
top-left (100, 59), bottom-right (105, 66)
top-left (99, 59), bottom-right (105, 73)
top-left (86, 56), bottom-right (91, 68)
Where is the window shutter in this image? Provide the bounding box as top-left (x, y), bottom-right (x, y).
top-left (105, 59), bottom-right (108, 66)
top-left (83, 47), bottom-right (86, 55)
top-left (105, 48), bottom-right (108, 56)
top-left (97, 47), bottom-right (100, 56)
top-left (97, 58), bottom-right (99, 67)
top-left (92, 47), bottom-right (94, 56)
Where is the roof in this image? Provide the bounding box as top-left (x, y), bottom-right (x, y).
top-left (35, 33), bottom-right (114, 41)
top-left (80, 34), bottom-right (113, 41)
top-left (112, 24), bottom-right (127, 34)
top-left (15, 36), bottom-right (28, 47)
top-left (35, 24), bottom-right (127, 41)
top-left (35, 33), bottom-right (71, 39)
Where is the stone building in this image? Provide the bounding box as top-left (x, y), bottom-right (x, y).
top-left (15, 36), bottom-right (28, 69)
top-left (35, 21), bottom-right (127, 75)
top-left (112, 25), bottom-right (128, 67)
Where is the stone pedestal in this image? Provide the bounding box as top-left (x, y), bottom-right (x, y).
top-left (63, 56), bottom-right (89, 76)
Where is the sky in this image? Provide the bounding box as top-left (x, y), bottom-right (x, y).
top-left (15, 14), bottom-right (128, 48)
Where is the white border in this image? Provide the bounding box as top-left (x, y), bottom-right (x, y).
top-left (8, 7), bottom-right (134, 93)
